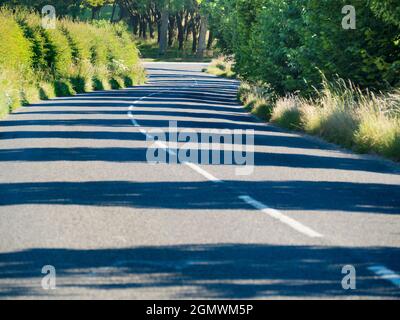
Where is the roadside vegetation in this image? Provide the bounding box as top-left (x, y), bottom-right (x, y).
top-left (205, 56), bottom-right (235, 78)
top-left (0, 7), bottom-right (145, 119)
top-left (1, 0), bottom-right (399, 161)
top-left (212, 58), bottom-right (400, 162)
top-left (205, 0), bottom-right (400, 162)
top-left (0, 0), bottom-right (218, 61)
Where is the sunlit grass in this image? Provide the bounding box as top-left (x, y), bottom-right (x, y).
top-left (205, 56), bottom-right (235, 78)
top-left (0, 8), bottom-right (145, 119)
top-left (239, 79), bottom-right (400, 161)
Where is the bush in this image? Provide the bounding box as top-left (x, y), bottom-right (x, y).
top-left (211, 0), bottom-right (400, 95)
top-left (44, 26), bottom-right (73, 80)
top-left (0, 9), bottom-right (31, 71)
top-left (60, 20), bottom-right (94, 92)
top-left (271, 97), bottom-right (303, 130)
top-left (0, 8), bottom-right (145, 119)
top-left (53, 80), bottom-right (75, 97)
top-left (237, 81), bottom-right (276, 120)
top-left (206, 56), bottom-right (235, 78)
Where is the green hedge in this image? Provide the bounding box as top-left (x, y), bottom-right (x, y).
top-left (210, 0), bottom-right (400, 96)
top-left (0, 8), bottom-right (146, 118)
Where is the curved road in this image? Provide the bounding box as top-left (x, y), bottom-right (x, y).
top-left (0, 62), bottom-right (399, 299)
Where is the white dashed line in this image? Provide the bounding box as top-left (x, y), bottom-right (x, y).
top-left (124, 75), bottom-right (400, 291)
top-left (128, 84), bottom-right (322, 236)
top-left (183, 161), bottom-right (223, 184)
top-left (238, 195), bottom-right (323, 238)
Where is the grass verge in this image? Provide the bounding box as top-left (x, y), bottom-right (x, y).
top-left (205, 56), bottom-right (236, 78)
top-left (238, 80), bottom-right (400, 161)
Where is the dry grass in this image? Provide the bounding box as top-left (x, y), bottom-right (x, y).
top-left (238, 81), bottom-right (276, 121)
top-left (270, 81), bottom-right (400, 160)
top-left (238, 79), bottom-right (400, 161)
top-left (206, 56), bottom-right (235, 78)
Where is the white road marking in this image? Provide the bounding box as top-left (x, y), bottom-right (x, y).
top-left (130, 118), bottom-right (140, 127)
top-left (124, 71), bottom-right (400, 291)
top-left (238, 195), bottom-right (323, 238)
top-left (368, 265), bottom-right (400, 288)
top-left (128, 83), bottom-right (321, 235)
top-left (183, 162), bottom-right (223, 184)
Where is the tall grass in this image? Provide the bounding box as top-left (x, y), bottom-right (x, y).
top-left (237, 81), bottom-right (276, 121)
top-left (206, 56), bottom-right (236, 78)
top-left (0, 8), bottom-right (145, 119)
top-left (239, 79), bottom-right (400, 161)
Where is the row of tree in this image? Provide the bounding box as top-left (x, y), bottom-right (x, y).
top-left (206, 0), bottom-right (400, 94)
top-left (117, 0), bottom-right (212, 57)
top-left (1, 0), bottom-right (213, 57)
top-left (3, 0), bottom-right (399, 93)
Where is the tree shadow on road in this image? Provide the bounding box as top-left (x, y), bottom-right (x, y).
top-left (0, 244), bottom-right (398, 299)
top-left (0, 180), bottom-right (399, 215)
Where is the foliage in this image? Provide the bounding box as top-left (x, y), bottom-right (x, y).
top-left (0, 7), bottom-right (144, 119)
top-left (209, 0), bottom-right (400, 94)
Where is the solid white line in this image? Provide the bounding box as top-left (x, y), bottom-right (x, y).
top-left (368, 265), bottom-right (400, 288)
top-left (238, 195), bottom-right (323, 238)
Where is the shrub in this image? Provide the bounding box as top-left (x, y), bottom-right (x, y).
top-left (0, 8), bottom-right (145, 119)
top-left (44, 26), bottom-right (73, 80)
top-left (60, 20), bottom-right (94, 92)
top-left (53, 80), bottom-right (75, 97)
top-left (206, 56), bottom-right (235, 78)
top-left (0, 9), bottom-right (35, 113)
top-left (353, 91), bottom-right (400, 160)
top-left (0, 9), bottom-right (31, 71)
top-left (271, 97), bottom-right (303, 130)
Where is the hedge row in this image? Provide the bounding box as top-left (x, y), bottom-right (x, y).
top-left (0, 8), bottom-right (145, 118)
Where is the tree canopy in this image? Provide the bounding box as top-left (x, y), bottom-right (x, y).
top-left (2, 0), bottom-right (399, 93)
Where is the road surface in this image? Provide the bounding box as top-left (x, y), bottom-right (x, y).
top-left (0, 62), bottom-right (399, 299)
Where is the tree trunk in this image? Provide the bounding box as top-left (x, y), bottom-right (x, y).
top-left (197, 15), bottom-right (208, 58)
top-left (185, 12), bottom-right (190, 41)
top-left (131, 15), bottom-right (139, 36)
top-left (141, 16), bottom-right (147, 39)
top-left (159, 6), bottom-right (169, 55)
top-left (207, 30), bottom-right (214, 50)
top-left (91, 6), bottom-right (100, 20)
top-left (148, 14), bottom-right (155, 39)
top-left (184, 12), bottom-right (189, 41)
top-left (168, 14), bottom-right (176, 47)
top-left (192, 21), bottom-right (198, 53)
top-left (110, 3), bottom-right (117, 23)
top-left (139, 14), bottom-right (144, 37)
top-left (177, 12), bottom-right (184, 51)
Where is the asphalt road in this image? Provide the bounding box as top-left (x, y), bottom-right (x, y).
top-left (0, 62), bottom-right (399, 299)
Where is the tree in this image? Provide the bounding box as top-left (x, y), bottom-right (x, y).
top-left (159, 0), bottom-right (169, 55)
top-left (196, 0), bottom-right (209, 57)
